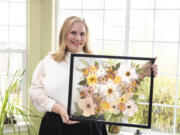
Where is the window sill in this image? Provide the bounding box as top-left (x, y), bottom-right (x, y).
top-left (108, 127), bottom-right (175, 135)
top-left (4, 121), bottom-right (29, 134)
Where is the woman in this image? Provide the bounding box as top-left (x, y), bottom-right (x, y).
top-left (29, 16), bottom-right (158, 135)
top-left (29, 16), bottom-right (108, 135)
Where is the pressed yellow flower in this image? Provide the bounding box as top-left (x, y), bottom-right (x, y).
top-left (118, 97), bottom-right (127, 103)
top-left (90, 65), bottom-right (98, 72)
top-left (82, 68), bottom-right (89, 76)
top-left (100, 101), bottom-right (110, 111)
top-left (87, 74), bottom-right (97, 85)
top-left (114, 76), bottom-right (122, 84)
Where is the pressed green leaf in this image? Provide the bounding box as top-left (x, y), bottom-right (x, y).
top-left (79, 59), bottom-right (89, 67)
top-left (115, 63), bottom-right (121, 70)
top-left (133, 94), bottom-right (139, 101)
top-left (78, 80), bottom-right (86, 85)
top-left (94, 61), bottom-right (99, 68)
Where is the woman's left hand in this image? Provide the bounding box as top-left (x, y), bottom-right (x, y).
top-left (139, 57), bottom-right (158, 79)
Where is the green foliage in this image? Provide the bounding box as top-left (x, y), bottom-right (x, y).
top-left (0, 70), bottom-right (41, 135)
top-left (128, 76), bottom-right (179, 134)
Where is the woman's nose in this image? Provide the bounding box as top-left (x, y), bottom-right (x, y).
top-left (75, 35), bottom-right (81, 41)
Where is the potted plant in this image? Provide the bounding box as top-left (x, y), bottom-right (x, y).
top-left (0, 69), bottom-right (41, 135)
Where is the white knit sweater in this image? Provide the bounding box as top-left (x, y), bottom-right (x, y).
top-left (29, 52), bottom-right (72, 112)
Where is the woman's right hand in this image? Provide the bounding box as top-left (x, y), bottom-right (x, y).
top-left (52, 102), bottom-right (79, 124)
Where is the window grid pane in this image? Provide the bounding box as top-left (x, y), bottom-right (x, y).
top-left (57, 0), bottom-right (180, 134)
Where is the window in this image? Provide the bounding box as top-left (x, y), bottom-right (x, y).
top-left (0, 0), bottom-right (27, 107)
top-left (56, 0), bottom-right (180, 134)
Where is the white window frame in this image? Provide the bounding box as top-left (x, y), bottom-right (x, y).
top-left (55, 0), bottom-right (180, 134)
top-left (0, 0), bottom-right (28, 110)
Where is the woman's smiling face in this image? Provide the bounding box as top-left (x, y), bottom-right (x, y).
top-left (66, 21), bottom-right (87, 53)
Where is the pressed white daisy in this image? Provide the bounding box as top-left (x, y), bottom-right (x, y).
top-left (123, 100), bottom-right (138, 117)
top-left (103, 81), bottom-right (120, 102)
top-left (118, 63), bottom-right (138, 84)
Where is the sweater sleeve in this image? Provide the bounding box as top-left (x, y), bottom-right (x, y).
top-left (29, 59), bottom-right (56, 112)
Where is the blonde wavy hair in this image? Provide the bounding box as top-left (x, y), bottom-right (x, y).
top-left (52, 16), bottom-right (92, 62)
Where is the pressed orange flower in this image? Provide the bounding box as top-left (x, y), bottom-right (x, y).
top-left (107, 73), bottom-right (115, 80)
top-left (118, 103), bottom-right (126, 111)
top-left (106, 67), bottom-right (113, 73)
top-left (98, 76), bottom-right (108, 84)
top-left (87, 74), bottom-right (97, 85)
top-left (80, 91), bottom-right (86, 98)
top-left (82, 68), bottom-right (89, 76)
top-left (114, 76), bottom-right (122, 84)
top-left (100, 101), bottom-right (110, 111)
top-left (130, 81), bottom-right (138, 87)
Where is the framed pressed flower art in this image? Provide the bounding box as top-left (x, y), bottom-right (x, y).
top-left (68, 54), bottom-right (155, 128)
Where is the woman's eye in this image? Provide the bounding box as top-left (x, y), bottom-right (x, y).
top-left (71, 31), bottom-right (76, 35)
top-left (80, 32), bottom-right (85, 36)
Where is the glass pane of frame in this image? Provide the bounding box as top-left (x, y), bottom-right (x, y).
top-left (68, 54), bottom-right (155, 128)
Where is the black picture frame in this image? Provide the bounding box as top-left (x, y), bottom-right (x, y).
top-left (68, 54), bottom-right (155, 129)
